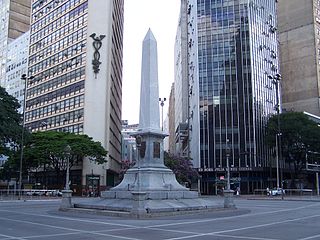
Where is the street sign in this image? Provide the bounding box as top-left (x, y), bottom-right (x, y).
top-left (306, 163), bottom-right (320, 172)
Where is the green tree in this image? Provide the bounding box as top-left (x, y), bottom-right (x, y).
top-left (0, 86), bottom-right (23, 156)
top-left (266, 112), bottom-right (320, 184)
top-left (12, 131), bottom-right (107, 187)
top-left (164, 152), bottom-right (199, 186)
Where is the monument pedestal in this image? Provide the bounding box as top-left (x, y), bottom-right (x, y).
top-left (72, 29), bottom-right (230, 216)
top-left (224, 189), bottom-right (235, 208)
top-left (130, 192), bottom-right (147, 217)
top-left (60, 190), bottom-right (73, 210)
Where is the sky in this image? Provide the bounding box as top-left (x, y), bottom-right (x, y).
top-left (122, 0), bottom-right (181, 125)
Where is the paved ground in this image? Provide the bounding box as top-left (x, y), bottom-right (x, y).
top-left (0, 197), bottom-right (320, 240)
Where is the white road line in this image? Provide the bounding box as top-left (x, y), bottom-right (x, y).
top-left (147, 203), bottom-right (320, 228)
top-left (0, 233), bottom-right (25, 240)
top-left (0, 216), bottom-right (141, 240)
top-left (0, 209), bottom-right (136, 228)
top-left (164, 214), bottom-right (320, 240)
top-left (298, 234), bottom-right (320, 240)
top-left (21, 227), bottom-right (143, 239)
top-left (212, 233), bottom-right (279, 240)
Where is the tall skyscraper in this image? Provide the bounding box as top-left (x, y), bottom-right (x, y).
top-left (182, 0), bottom-right (280, 194)
top-left (174, 0), bottom-right (190, 157)
top-left (26, 0), bottom-right (124, 190)
top-left (0, 0), bottom-right (31, 87)
top-left (5, 31), bottom-right (30, 113)
top-left (278, 0), bottom-right (320, 116)
top-left (168, 83), bottom-right (176, 154)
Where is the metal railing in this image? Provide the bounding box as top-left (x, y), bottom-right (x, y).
top-left (253, 188), bottom-right (314, 197)
top-left (0, 189), bottom-right (62, 201)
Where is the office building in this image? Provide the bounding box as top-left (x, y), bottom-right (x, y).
top-left (184, 0), bottom-right (281, 194)
top-left (278, 0), bottom-right (320, 116)
top-left (168, 83), bottom-right (176, 154)
top-left (174, 0), bottom-right (190, 157)
top-left (26, 0), bottom-right (124, 191)
top-left (121, 120), bottom-right (138, 164)
top-left (0, 0), bottom-right (31, 87)
top-left (5, 31), bottom-right (30, 113)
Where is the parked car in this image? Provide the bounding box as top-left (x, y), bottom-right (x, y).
top-left (270, 188), bottom-right (285, 196)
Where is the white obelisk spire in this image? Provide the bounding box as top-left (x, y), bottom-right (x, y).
top-left (139, 29), bottom-right (160, 132)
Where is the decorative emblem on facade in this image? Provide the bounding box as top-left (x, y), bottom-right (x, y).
top-left (90, 33), bottom-right (106, 78)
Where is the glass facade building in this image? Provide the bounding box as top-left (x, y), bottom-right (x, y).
top-left (5, 31), bottom-right (30, 114)
top-left (0, 0), bottom-right (31, 87)
top-left (187, 0), bottom-right (280, 194)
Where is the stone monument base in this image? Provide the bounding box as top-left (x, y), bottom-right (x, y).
top-left (60, 190), bottom-right (73, 210)
top-left (101, 189), bottom-right (198, 200)
top-left (73, 195), bottom-right (222, 218)
top-left (224, 189), bottom-right (235, 208)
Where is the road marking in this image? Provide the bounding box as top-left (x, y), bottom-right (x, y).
top-left (298, 234), bottom-right (320, 240)
top-left (212, 233), bottom-right (279, 240)
top-left (0, 216), bottom-right (141, 240)
top-left (164, 214), bottom-right (320, 240)
top-left (147, 203), bottom-right (320, 228)
top-left (0, 209), bottom-right (136, 228)
top-left (0, 233), bottom-right (25, 240)
top-left (20, 227), bottom-right (145, 239)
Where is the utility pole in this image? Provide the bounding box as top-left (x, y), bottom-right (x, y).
top-left (159, 98), bottom-right (166, 131)
top-left (18, 74), bottom-right (34, 200)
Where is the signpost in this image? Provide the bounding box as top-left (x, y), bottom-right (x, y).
top-left (306, 163), bottom-right (320, 196)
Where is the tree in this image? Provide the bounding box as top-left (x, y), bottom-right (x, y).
top-left (13, 131), bottom-right (107, 187)
top-left (164, 152), bottom-right (199, 186)
top-left (266, 112), bottom-right (320, 185)
top-left (0, 86), bottom-right (23, 156)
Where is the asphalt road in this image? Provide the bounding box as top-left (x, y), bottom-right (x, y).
top-left (0, 198), bottom-right (320, 240)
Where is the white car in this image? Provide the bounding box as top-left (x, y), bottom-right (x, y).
top-left (271, 188), bottom-right (285, 196)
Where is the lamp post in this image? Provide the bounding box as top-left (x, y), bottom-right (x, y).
top-left (60, 144), bottom-right (73, 209)
top-left (269, 73), bottom-right (282, 189)
top-left (18, 74), bottom-right (34, 200)
top-left (64, 145), bottom-right (71, 190)
top-left (135, 135), bottom-right (142, 192)
top-left (159, 98), bottom-right (166, 131)
top-left (224, 138), bottom-right (235, 208)
top-left (226, 139), bottom-right (231, 191)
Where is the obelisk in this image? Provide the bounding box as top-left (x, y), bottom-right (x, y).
top-left (101, 29), bottom-right (197, 200)
top-left (139, 28), bottom-right (161, 133)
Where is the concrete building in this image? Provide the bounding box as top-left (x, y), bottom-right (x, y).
top-left (121, 120), bottom-right (138, 164)
top-left (163, 115), bottom-right (169, 152)
top-left (26, 0), bottom-right (124, 191)
top-left (278, 0), bottom-right (320, 116)
top-left (168, 83), bottom-right (176, 154)
top-left (174, 0), bottom-right (190, 157)
top-left (5, 31), bottom-right (30, 113)
top-left (184, 0), bottom-right (281, 194)
top-left (0, 0), bottom-right (31, 87)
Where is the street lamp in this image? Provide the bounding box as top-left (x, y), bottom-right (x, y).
top-left (18, 74), bottom-right (34, 200)
top-left (64, 145), bottom-right (71, 190)
top-left (269, 73), bottom-right (282, 189)
top-left (60, 144), bottom-right (73, 209)
top-left (135, 135), bottom-right (142, 192)
top-left (159, 98), bottom-right (166, 131)
top-left (226, 138), bottom-right (231, 191)
top-left (224, 138), bottom-right (235, 208)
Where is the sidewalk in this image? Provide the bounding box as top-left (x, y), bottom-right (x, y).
top-left (243, 194), bottom-right (320, 202)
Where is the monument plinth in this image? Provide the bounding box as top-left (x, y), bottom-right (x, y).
top-left (73, 29), bottom-right (224, 216)
top-left (101, 29), bottom-right (196, 200)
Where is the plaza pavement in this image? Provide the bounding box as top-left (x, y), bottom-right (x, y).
top-left (0, 196), bottom-right (320, 240)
